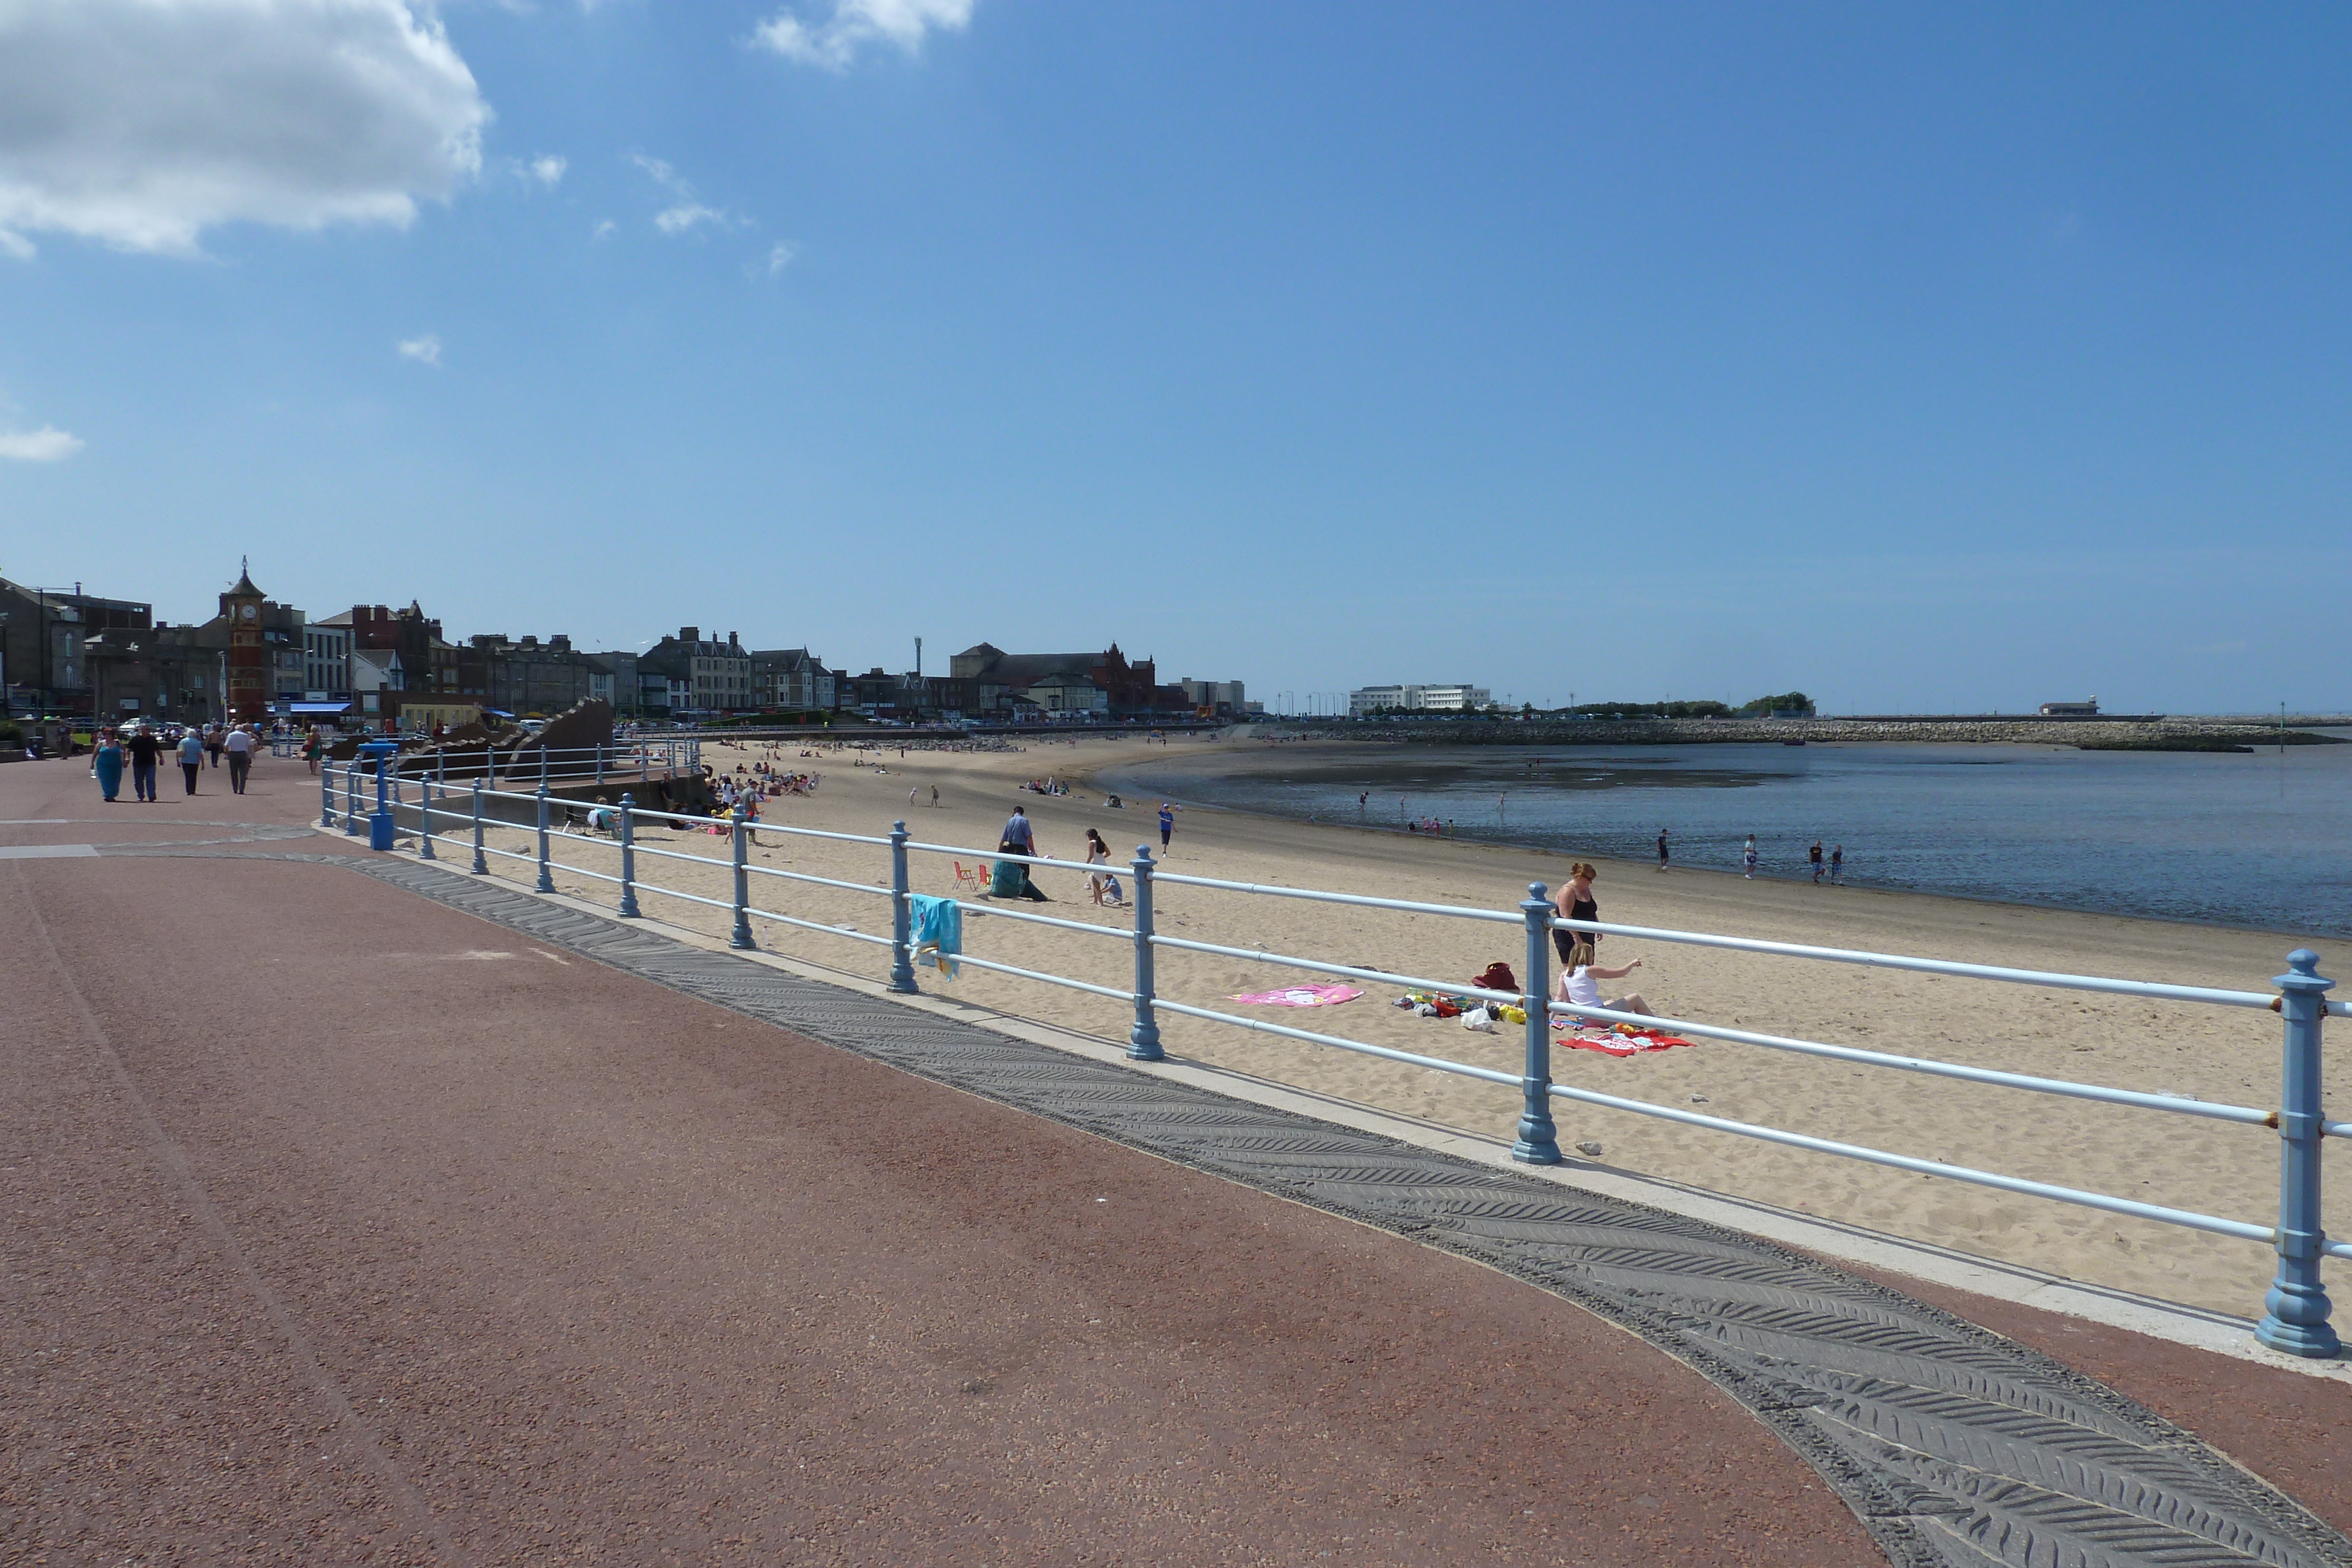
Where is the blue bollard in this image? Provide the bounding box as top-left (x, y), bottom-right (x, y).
top-left (1128, 846), bottom-right (1163, 1061)
top-left (363, 743), bottom-right (399, 851)
top-left (2257, 950), bottom-right (2338, 1357)
top-left (729, 804), bottom-right (755, 949)
top-left (617, 793), bottom-right (640, 917)
top-left (887, 820), bottom-right (917, 991)
top-left (1512, 882), bottom-right (1562, 1165)
top-left (534, 784), bottom-right (556, 892)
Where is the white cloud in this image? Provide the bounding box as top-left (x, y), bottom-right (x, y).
top-left (0, 425), bottom-right (82, 462)
top-left (754, 0), bottom-right (973, 71)
top-left (592, 218), bottom-right (616, 240)
top-left (529, 154), bottom-right (567, 187)
top-left (655, 202), bottom-right (724, 235)
top-left (633, 153), bottom-right (733, 233)
top-left (762, 242), bottom-right (796, 275)
top-left (0, 0), bottom-right (489, 257)
top-left (397, 333), bottom-right (443, 366)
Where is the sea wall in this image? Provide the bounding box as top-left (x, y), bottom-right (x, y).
top-left (1259, 717), bottom-right (2337, 747)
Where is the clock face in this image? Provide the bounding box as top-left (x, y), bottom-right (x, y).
top-left (241, 604), bottom-right (257, 620)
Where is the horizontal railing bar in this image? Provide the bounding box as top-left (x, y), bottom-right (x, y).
top-left (956, 902), bottom-right (1134, 939)
top-left (1143, 879), bottom-right (1524, 926)
top-left (627, 841), bottom-right (737, 868)
top-left (944, 952), bottom-right (1136, 1002)
top-left (742, 903), bottom-right (893, 945)
top-left (626, 881), bottom-right (739, 915)
top-left (1147, 934), bottom-right (1522, 1008)
top-left (2327, 1239), bottom-right (2352, 1261)
top-left (1540, 999), bottom-right (2275, 1125)
top-left (1549, 916), bottom-right (2278, 1009)
top-left (745, 862), bottom-right (893, 896)
top-left (1149, 872), bottom-right (1522, 924)
top-left (903, 838), bottom-right (1091, 871)
top-left (1149, 998), bottom-right (1525, 1088)
top-left (2327, 1121), bottom-right (2351, 1139)
top-left (476, 842), bottom-right (537, 865)
top-left (1540, 1079), bottom-right (2277, 1245)
top-left (552, 864), bottom-right (626, 887)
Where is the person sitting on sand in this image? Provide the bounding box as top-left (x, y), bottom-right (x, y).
top-left (1557, 939), bottom-right (1650, 1017)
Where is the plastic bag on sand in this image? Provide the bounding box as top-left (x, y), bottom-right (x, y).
top-left (1461, 1007), bottom-right (1495, 1032)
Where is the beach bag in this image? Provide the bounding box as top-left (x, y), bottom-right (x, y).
top-left (1461, 1008), bottom-right (1495, 1032)
top-left (989, 858), bottom-right (1027, 898)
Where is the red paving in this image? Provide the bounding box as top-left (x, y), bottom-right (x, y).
top-left (1, 753), bottom-right (1877, 1566)
top-left (2, 750), bottom-right (2343, 1564)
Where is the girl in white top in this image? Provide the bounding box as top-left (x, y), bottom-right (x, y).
top-left (1083, 828), bottom-right (1114, 905)
top-left (1558, 939), bottom-right (1651, 1017)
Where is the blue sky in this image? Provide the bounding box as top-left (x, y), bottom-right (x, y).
top-left (2, 1), bottom-right (2347, 713)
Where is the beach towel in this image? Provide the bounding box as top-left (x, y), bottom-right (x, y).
top-left (1562, 1027), bottom-right (1694, 1057)
top-left (1231, 984), bottom-right (1362, 1007)
top-left (909, 893), bottom-right (962, 979)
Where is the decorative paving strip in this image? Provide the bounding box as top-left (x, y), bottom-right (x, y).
top-left (142, 849), bottom-right (2352, 1568)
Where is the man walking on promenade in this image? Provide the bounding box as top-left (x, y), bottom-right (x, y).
top-left (223, 725), bottom-right (255, 794)
top-left (1158, 801), bottom-right (1177, 854)
top-left (126, 726), bottom-right (162, 803)
top-left (178, 727), bottom-right (204, 795)
top-left (205, 724), bottom-right (225, 768)
top-left (1809, 840), bottom-right (1825, 883)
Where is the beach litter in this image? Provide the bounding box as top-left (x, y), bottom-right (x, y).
top-left (1230, 984), bottom-right (1362, 1007)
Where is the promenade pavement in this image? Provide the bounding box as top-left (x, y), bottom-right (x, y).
top-left (2, 749), bottom-right (2344, 1566)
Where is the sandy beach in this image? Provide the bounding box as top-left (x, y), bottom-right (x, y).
top-left (450, 731), bottom-right (2350, 1319)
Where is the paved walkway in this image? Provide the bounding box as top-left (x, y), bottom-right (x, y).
top-left (2, 754), bottom-right (2346, 1566)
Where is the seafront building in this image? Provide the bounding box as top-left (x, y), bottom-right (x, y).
top-left (1349, 683), bottom-right (1493, 716)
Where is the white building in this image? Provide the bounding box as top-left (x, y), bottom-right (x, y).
top-left (303, 623), bottom-right (351, 700)
top-left (1349, 683), bottom-right (1492, 716)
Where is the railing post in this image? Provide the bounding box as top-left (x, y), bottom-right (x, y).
top-left (539, 744), bottom-right (549, 791)
top-left (534, 783), bottom-right (556, 893)
top-left (2257, 949), bottom-right (2338, 1357)
top-left (320, 767), bottom-right (335, 828)
top-left (469, 778), bottom-right (489, 874)
top-left (1128, 846), bottom-right (1162, 1061)
top-left (435, 751), bottom-right (445, 785)
top-left (343, 761), bottom-right (363, 836)
top-left (417, 774), bottom-right (436, 860)
top-left (729, 804), bottom-right (756, 949)
top-left (596, 743), bottom-right (606, 784)
top-left (617, 793), bottom-right (640, 918)
top-left (1513, 882), bottom-right (1562, 1165)
top-left (887, 819), bottom-right (917, 992)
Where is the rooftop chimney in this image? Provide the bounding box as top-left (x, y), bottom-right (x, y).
top-left (681, 626), bottom-right (699, 643)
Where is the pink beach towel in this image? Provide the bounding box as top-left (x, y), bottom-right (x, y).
top-left (1230, 984), bottom-right (1363, 1008)
top-left (1562, 1030), bottom-right (1694, 1057)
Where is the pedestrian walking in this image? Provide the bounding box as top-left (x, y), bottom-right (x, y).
top-left (1830, 844), bottom-right (1844, 885)
top-left (92, 730), bottom-right (125, 802)
top-left (178, 727), bottom-right (204, 795)
top-left (126, 726), bottom-right (163, 802)
top-left (223, 725), bottom-right (255, 794)
top-left (302, 730), bottom-right (322, 775)
top-left (930, 785), bottom-right (939, 808)
top-left (1158, 801), bottom-right (1177, 853)
top-left (205, 724), bottom-right (225, 768)
top-left (1809, 840), bottom-right (1825, 883)
top-left (1742, 835), bottom-right (1758, 879)
top-left (1656, 828), bottom-right (1669, 871)
top-left (1552, 861), bottom-right (1601, 964)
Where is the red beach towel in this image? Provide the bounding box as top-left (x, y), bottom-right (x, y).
top-left (1562, 1030), bottom-right (1695, 1057)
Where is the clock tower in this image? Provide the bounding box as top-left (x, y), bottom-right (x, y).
top-left (221, 557), bottom-right (268, 724)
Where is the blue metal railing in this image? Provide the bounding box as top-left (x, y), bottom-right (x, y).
top-left (341, 765), bottom-right (2346, 1358)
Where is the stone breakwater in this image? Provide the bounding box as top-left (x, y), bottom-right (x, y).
top-left (1261, 717), bottom-right (2343, 747)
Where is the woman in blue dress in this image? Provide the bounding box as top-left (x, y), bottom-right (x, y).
top-left (92, 728), bottom-right (125, 801)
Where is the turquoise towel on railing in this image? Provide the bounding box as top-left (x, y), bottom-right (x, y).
top-left (910, 892), bottom-right (962, 978)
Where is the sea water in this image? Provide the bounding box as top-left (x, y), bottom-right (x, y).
top-left (1114, 739), bottom-right (2352, 938)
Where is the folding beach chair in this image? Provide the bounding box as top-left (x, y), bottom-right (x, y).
top-left (954, 860), bottom-right (987, 895)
